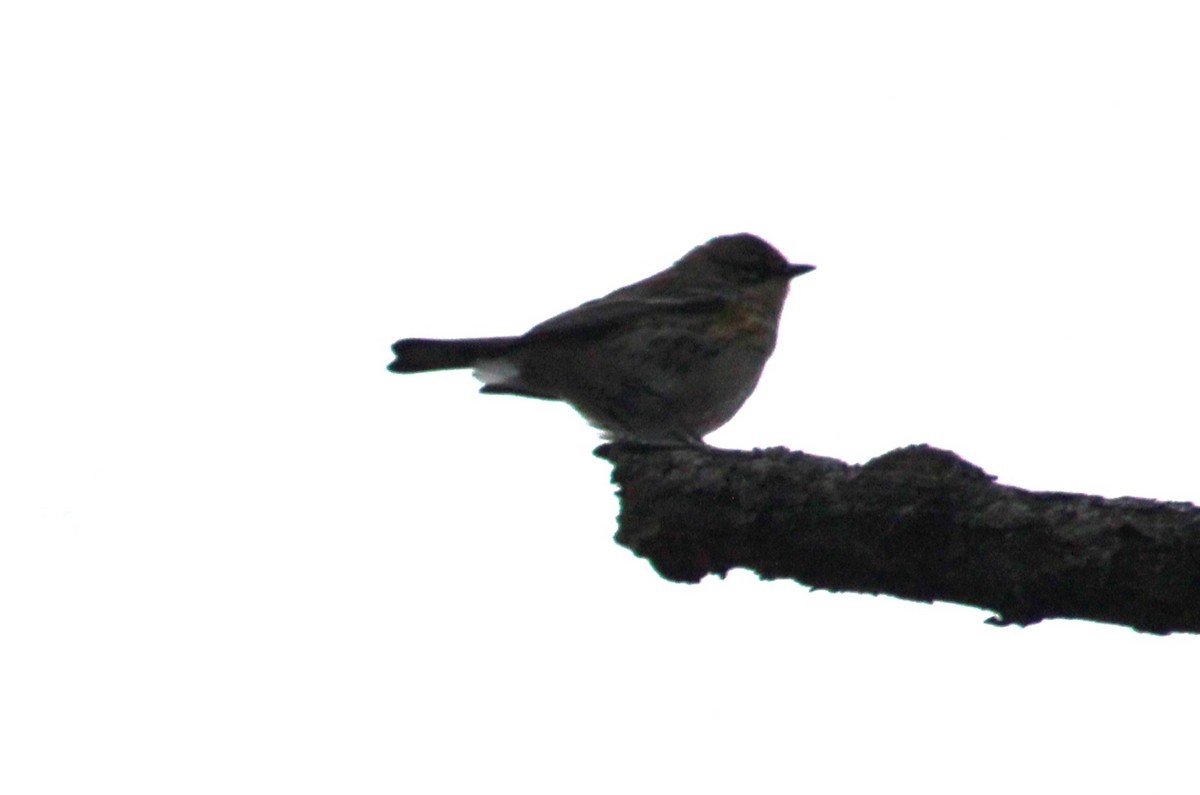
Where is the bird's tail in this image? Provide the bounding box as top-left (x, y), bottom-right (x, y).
top-left (388, 336), bottom-right (521, 373)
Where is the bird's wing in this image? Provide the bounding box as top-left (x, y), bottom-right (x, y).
top-left (521, 292), bottom-right (726, 342)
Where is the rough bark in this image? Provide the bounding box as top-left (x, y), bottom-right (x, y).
top-left (595, 442), bottom-right (1200, 634)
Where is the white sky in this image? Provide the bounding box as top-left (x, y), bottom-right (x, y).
top-left (4, 2), bottom-right (1200, 792)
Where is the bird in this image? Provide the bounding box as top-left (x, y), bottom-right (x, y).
top-left (387, 233), bottom-right (814, 445)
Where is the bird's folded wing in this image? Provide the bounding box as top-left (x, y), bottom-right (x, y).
top-left (522, 293), bottom-right (727, 342)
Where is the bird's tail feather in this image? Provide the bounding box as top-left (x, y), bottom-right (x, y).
top-left (388, 336), bottom-right (520, 373)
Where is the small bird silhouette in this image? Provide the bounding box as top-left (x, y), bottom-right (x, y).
top-left (388, 233), bottom-right (813, 445)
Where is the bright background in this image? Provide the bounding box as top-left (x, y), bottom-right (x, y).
top-left (4, 2), bottom-right (1199, 792)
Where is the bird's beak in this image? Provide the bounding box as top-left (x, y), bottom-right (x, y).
top-left (785, 264), bottom-right (816, 278)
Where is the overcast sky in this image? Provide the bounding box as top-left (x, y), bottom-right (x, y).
top-left (4, 2), bottom-right (1199, 793)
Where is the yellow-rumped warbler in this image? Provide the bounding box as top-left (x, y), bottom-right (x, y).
top-left (388, 233), bottom-right (813, 444)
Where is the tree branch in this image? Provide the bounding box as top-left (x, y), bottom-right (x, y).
top-left (595, 442), bottom-right (1200, 634)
